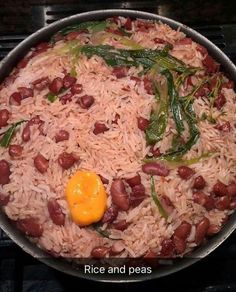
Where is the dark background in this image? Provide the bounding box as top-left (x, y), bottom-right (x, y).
top-left (0, 1), bottom-right (236, 291)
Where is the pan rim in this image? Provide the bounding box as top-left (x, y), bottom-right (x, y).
top-left (0, 8), bottom-right (236, 282)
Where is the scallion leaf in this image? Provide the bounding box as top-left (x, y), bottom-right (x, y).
top-left (150, 176), bottom-right (168, 219)
top-left (57, 21), bottom-right (107, 36)
top-left (145, 152), bottom-right (214, 167)
top-left (47, 92), bottom-right (58, 103)
top-left (145, 80), bottom-right (169, 144)
top-left (70, 66), bottom-right (77, 77)
top-left (93, 223), bottom-right (120, 240)
top-left (0, 120), bottom-right (26, 147)
top-left (162, 69), bottom-right (185, 134)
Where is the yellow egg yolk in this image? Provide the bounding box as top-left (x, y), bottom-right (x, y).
top-left (66, 170), bottom-right (107, 226)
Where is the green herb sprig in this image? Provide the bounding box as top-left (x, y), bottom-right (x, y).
top-left (146, 81), bottom-right (169, 145)
top-left (0, 120), bottom-right (26, 147)
top-left (150, 176), bottom-right (168, 220)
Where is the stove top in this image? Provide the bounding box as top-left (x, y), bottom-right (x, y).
top-left (1, 1), bottom-right (236, 291)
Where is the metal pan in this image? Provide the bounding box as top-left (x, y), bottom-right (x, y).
top-left (0, 9), bottom-right (236, 282)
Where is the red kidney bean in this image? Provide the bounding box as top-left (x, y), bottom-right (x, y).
top-left (28, 116), bottom-right (44, 136)
top-left (153, 37), bottom-right (166, 44)
top-left (111, 179), bottom-right (129, 211)
top-left (35, 42), bottom-right (51, 52)
top-left (193, 191), bottom-right (208, 206)
top-left (28, 115), bottom-right (42, 126)
top-left (174, 221), bottom-right (191, 240)
top-left (112, 67), bottom-right (127, 78)
top-left (125, 174), bottom-right (141, 187)
top-left (160, 239), bottom-right (175, 257)
top-left (113, 220), bottom-right (129, 231)
top-left (22, 124), bottom-right (31, 142)
top-left (136, 20), bottom-right (154, 32)
top-left (193, 175), bottom-right (206, 190)
top-left (58, 152), bottom-right (77, 170)
top-left (0, 160), bottom-right (11, 185)
top-left (205, 196), bottom-right (215, 211)
top-left (71, 83), bottom-right (83, 94)
top-left (93, 122), bottom-right (109, 135)
top-left (138, 20), bottom-right (155, 29)
top-left (137, 117), bottom-right (149, 131)
top-left (215, 121), bottom-right (231, 132)
top-left (130, 184), bottom-right (146, 207)
top-left (63, 74), bottom-right (76, 89)
top-left (130, 76), bottom-right (141, 84)
top-left (213, 93), bottom-right (226, 110)
top-left (110, 241), bottom-right (125, 255)
top-left (77, 95), bottom-right (95, 109)
top-left (0, 192), bottom-right (10, 206)
top-left (34, 154), bottom-right (49, 174)
top-left (91, 246), bottom-right (110, 258)
top-left (175, 37), bottom-right (192, 45)
top-left (177, 166), bottom-right (195, 180)
top-left (32, 77), bottom-right (50, 90)
top-left (194, 84), bottom-right (210, 98)
top-left (149, 145), bottom-right (161, 157)
top-left (142, 162), bottom-right (169, 177)
top-left (55, 130), bottom-right (69, 143)
top-left (49, 77), bottom-right (63, 94)
top-left (47, 199), bottom-right (65, 226)
top-left (173, 235), bottom-right (186, 254)
top-left (105, 27), bottom-right (123, 35)
top-left (31, 49), bottom-right (47, 57)
top-left (202, 55), bottom-right (219, 73)
top-left (102, 205), bottom-right (118, 223)
top-left (207, 224), bottom-right (221, 236)
top-left (8, 145), bottom-right (23, 158)
top-left (215, 196), bottom-right (230, 210)
top-left (143, 77), bottom-right (153, 94)
top-left (17, 57), bottom-right (30, 69)
top-left (222, 80), bottom-right (234, 89)
top-left (227, 182), bottom-right (236, 197)
top-left (212, 180), bottom-right (228, 196)
top-left (9, 92), bottom-right (22, 106)
top-left (160, 195), bottom-right (174, 214)
top-left (99, 175), bottom-right (109, 185)
top-left (195, 217), bottom-right (210, 245)
top-left (0, 109), bottom-right (10, 127)
top-left (16, 217), bottom-right (43, 237)
top-left (17, 87), bottom-right (33, 99)
top-left (196, 44), bottom-right (208, 56)
top-left (123, 17), bottom-right (132, 30)
top-left (193, 191), bottom-right (215, 211)
top-left (60, 92), bottom-right (73, 104)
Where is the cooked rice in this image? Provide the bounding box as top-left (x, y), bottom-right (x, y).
top-left (0, 17), bottom-right (235, 258)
